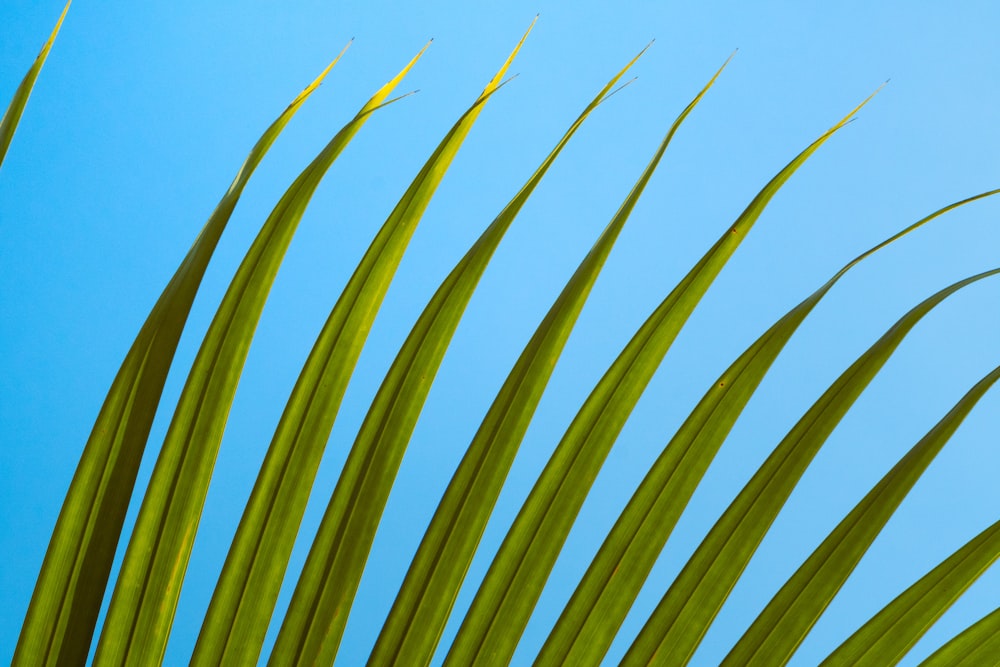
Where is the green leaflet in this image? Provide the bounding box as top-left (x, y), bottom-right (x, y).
top-left (0, 0), bottom-right (69, 168)
top-left (921, 606), bottom-right (1000, 666)
top-left (536, 190), bottom-right (1000, 666)
top-left (368, 47), bottom-right (650, 667)
top-left (267, 25), bottom-right (532, 667)
top-left (823, 517), bottom-right (1000, 666)
top-left (91, 51), bottom-right (416, 666)
top-left (188, 45), bottom-right (431, 667)
top-left (622, 268), bottom-right (1000, 666)
top-left (445, 72), bottom-right (870, 667)
top-left (14, 47), bottom-right (346, 667)
top-left (724, 363), bottom-right (1000, 665)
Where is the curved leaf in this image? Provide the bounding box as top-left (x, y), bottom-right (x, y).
top-left (622, 268), bottom-right (1000, 666)
top-left (822, 518), bottom-right (1000, 666)
top-left (444, 54), bottom-right (805, 666)
top-left (267, 24), bottom-right (533, 667)
top-left (92, 50), bottom-right (415, 666)
top-left (536, 191), bottom-right (1000, 666)
top-left (0, 0), bottom-right (70, 168)
top-left (920, 606), bottom-right (1000, 667)
top-left (367, 47), bottom-right (649, 667)
top-left (724, 363), bottom-right (1000, 665)
top-left (15, 47), bottom-right (346, 667)
top-left (188, 45), bottom-right (431, 667)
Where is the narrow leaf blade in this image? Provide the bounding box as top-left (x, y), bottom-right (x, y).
top-left (622, 268), bottom-right (1000, 666)
top-left (920, 606), bottom-right (1000, 667)
top-left (268, 26), bottom-right (532, 666)
top-left (93, 52), bottom-right (410, 665)
top-left (15, 53), bottom-right (343, 667)
top-left (445, 56), bottom-right (737, 666)
top-left (537, 191), bottom-right (1000, 666)
top-left (822, 518), bottom-right (1000, 666)
top-left (189, 45), bottom-right (430, 667)
top-left (724, 364), bottom-right (1000, 665)
top-left (0, 0), bottom-right (69, 168)
top-left (368, 47), bottom-right (648, 667)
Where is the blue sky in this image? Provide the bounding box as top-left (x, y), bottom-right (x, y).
top-left (2, 1), bottom-right (999, 664)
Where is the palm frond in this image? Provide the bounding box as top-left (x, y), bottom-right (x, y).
top-left (7, 8), bottom-right (999, 667)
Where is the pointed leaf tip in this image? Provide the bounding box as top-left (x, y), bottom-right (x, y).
top-left (499, 73), bottom-right (520, 88)
top-left (297, 41), bottom-right (351, 102)
top-left (602, 77), bottom-right (639, 103)
top-left (57, 0), bottom-right (72, 25)
top-left (0, 0), bottom-right (72, 168)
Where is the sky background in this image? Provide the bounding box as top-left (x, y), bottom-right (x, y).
top-left (2, 1), bottom-right (999, 664)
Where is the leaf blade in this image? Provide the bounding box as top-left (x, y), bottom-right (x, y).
top-left (0, 0), bottom-right (69, 168)
top-left (621, 268), bottom-right (1000, 666)
top-left (536, 190), bottom-right (1000, 666)
top-left (723, 364), bottom-right (1000, 665)
top-left (266, 26), bottom-right (533, 666)
top-left (187, 45), bottom-right (431, 667)
top-left (920, 606), bottom-right (1000, 667)
top-left (443, 56), bottom-right (743, 666)
top-left (822, 518), bottom-right (1000, 666)
top-left (367, 47), bottom-right (649, 667)
top-left (14, 51), bottom-right (344, 667)
top-left (92, 50), bottom-right (412, 666)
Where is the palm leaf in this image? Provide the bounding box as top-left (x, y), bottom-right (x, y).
top-left (724, 362), bottom-right (1000, 665)
top-left (921, 606), bottom-right (1000, 667)
top-left (188, 45), bottom-right (433, 667)
top-left (14, 46), bottom-right (348, 667)
top-left (822, 516), bottom-right (1000, 665)
top-left (266, 24), bottom-right (533, 666)
top-left (8, 11), bottom-right (998, 667)
top-left (0, 0), bottom-right (69, 168)
top-left (92, 50), bottom-right (419, 666)
top-left (537, 191), bottom-right (1000, 666)
top-left (367, 46), bottom-right (651, 667)
top-left (446, 75), bottom-right (873, 667)
top-left (622, 267), bottom-right (1000, 666)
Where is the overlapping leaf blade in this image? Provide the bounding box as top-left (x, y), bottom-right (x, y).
top-left (823, 517), bottom-right (1000, 666)
top-left (445, 55), bottom-right (861, 667)
top-left (537, 191), bottom-right (1000, 666)
top-left (622, 267), bottom-right (1000, 666)
top-left (0, 0), bottom-right (69, 168)
top-left (266, 26), bottom-right (533, 667)
top-left (15, 48), bottom-right (347, 667)
top-left (724, 363), bottom-right (1000, 665)
top-left (92, 51), bottom-right (417, 666)
top-left (366, 48), bottom-right (648, 667)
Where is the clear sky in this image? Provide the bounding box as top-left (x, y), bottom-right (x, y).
top-left (1, 1), bottom-right (998, 664)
